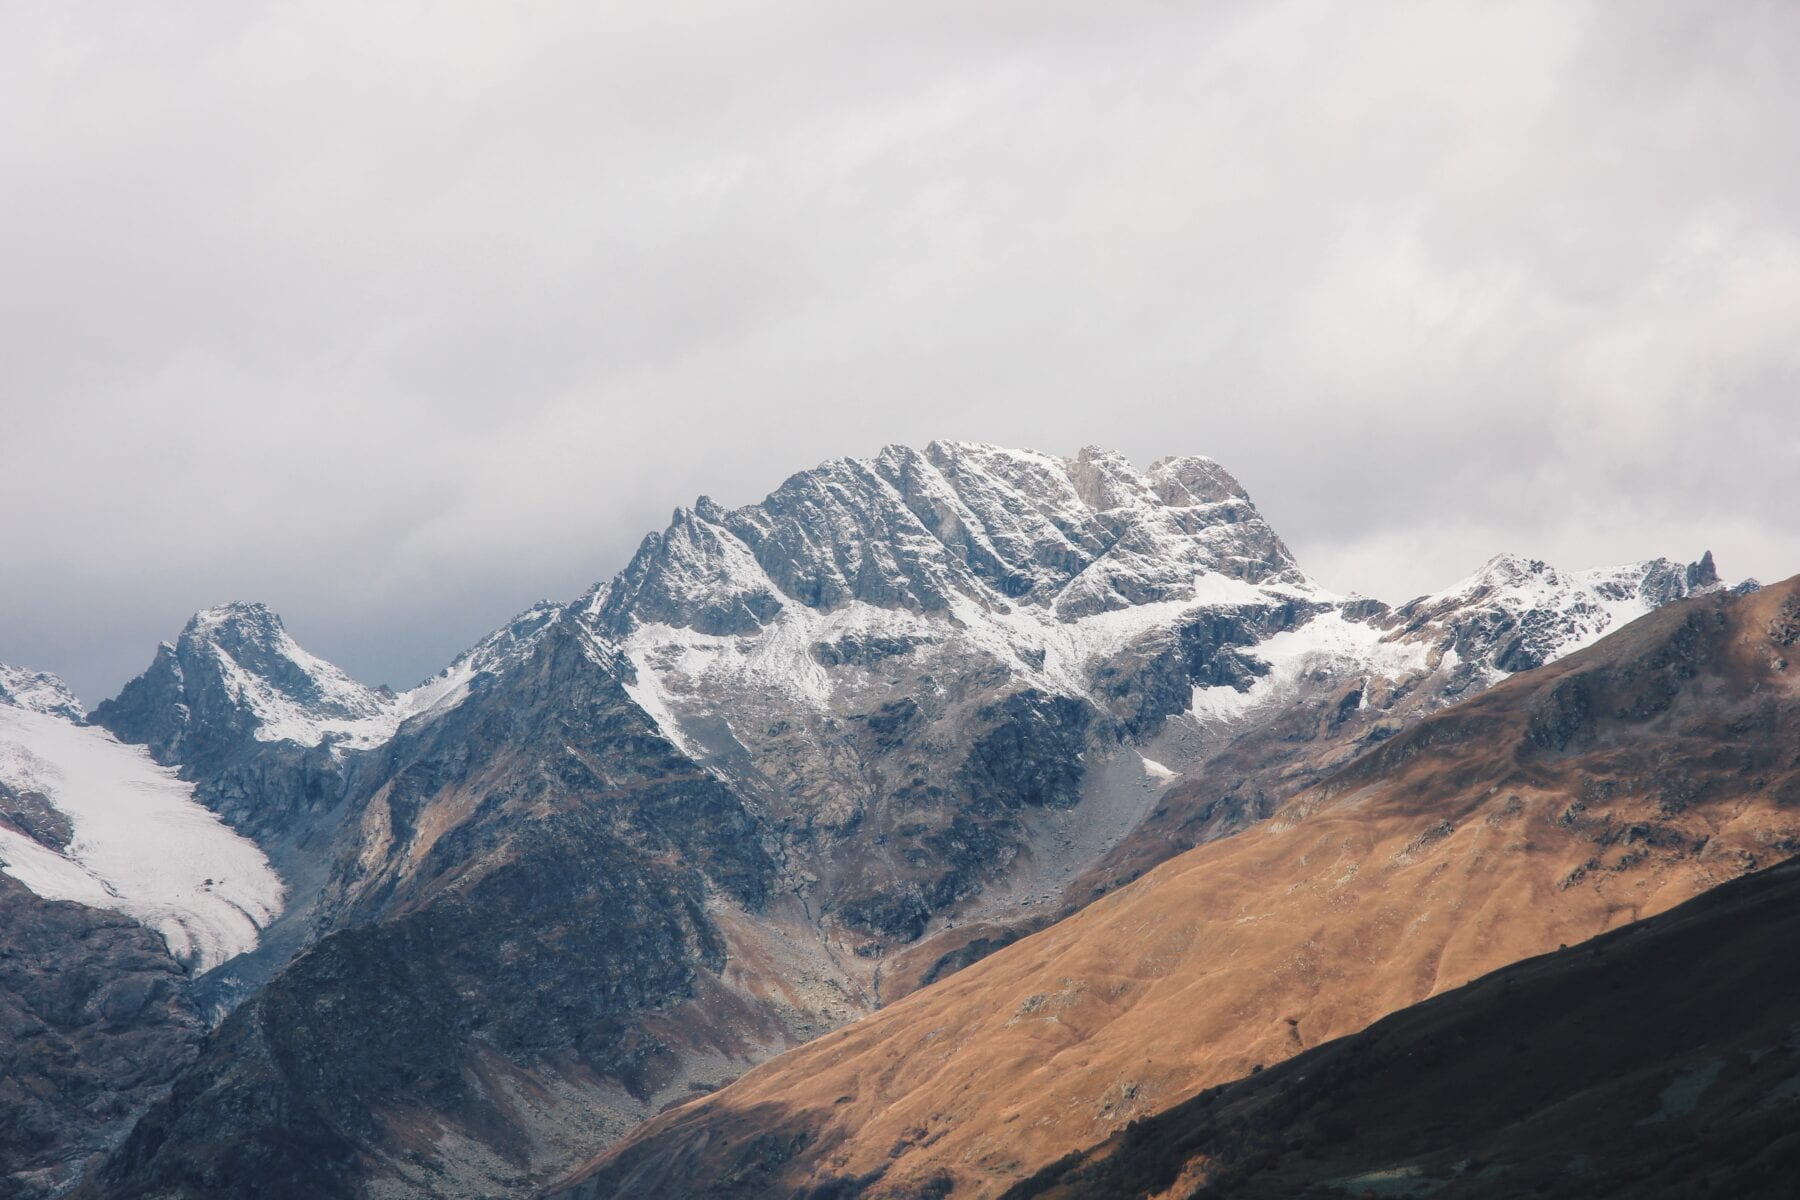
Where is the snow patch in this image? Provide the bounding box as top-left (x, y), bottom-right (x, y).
top-left (1139, 754), bottom-right (1176, 782)
top-left (1191, 611), bottom-right (1432, 723)
top-left (617, 566), bottom-right (1331, 753)
top-left (0, 706), bottom-right (283, 972)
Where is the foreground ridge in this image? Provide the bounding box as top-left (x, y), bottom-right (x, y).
top-left (1006, 854), bottom-right (1800, 1199)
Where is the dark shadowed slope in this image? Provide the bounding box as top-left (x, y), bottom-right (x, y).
top-left (1005, 854), bottom-right (1800, 1200)
top-left (0, 876), bottom-right (203, 1200)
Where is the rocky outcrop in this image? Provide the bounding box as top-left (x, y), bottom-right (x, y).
top-left (0, 780), bottom-right (72, 854)
top-left (0, 876), bottom-right (202, 1200)
top-left (0, 666), bottom-right (85, 722)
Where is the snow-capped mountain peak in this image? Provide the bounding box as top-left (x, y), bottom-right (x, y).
top-left (97, 598), bottom-right (570, 770)
top-left (0, 662), bottom-right (85, 721)
top-left (1145, 454), bottom-right (1248, 506)
top-left (1383, 549), bottom-right (1729, 685)
top-left (173, 602), bottom-right (396, 748)
top-left (394, 599), bottom-right (566, 720)
top-left (584, 441), bottom-right (1307, 643)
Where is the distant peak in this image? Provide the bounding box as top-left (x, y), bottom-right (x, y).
top-left (1147, 455), bottom-right (1248, 506)
top-left (185, 601), bottom-right (284, 639)
top-left (0, 663), bottom-right (85, 721)
top-left (1482, 552), bottom-right (1547, 572)
top-left (1434, 554), bottom-right (1556, 594)
top-left (1064, 445), bottom-right (1154, 512)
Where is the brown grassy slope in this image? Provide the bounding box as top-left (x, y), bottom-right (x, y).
top-left (1004, 854), bottom-right (1800, 1200)
top-left (553, 579), bottom-right (1800, 1200)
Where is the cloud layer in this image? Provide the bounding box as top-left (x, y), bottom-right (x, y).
top-left (4, 1), bottom-right (1797, 702)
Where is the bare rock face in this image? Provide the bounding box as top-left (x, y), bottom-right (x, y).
top-left (0, 876), bottom-right (202, 1200)
top-left (0, 780), bottom-right (72, 854)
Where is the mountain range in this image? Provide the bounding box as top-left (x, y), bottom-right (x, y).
top-left (0, 442), bottom-right (1777, 1199)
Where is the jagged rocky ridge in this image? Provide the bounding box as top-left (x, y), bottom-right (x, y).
top-left (22, 442), bottom-right (1733, 1198)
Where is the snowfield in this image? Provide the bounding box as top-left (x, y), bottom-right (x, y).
top-left (0, 704), bottom-right (283, 972)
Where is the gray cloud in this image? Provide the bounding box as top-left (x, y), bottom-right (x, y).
top-left (3, 0), bottom-right (1797, 703)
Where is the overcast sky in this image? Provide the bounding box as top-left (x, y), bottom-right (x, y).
top-left (4, 1), bottom-right (1798, 703)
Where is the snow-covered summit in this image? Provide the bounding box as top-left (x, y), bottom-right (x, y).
top-left (395, 600), bottom-right (565, 721)
top-left (585, 441), bottom-right (1308, 641)
top-left (176, 602), bottom-right (399, 749)
top-left (95, 599), bottom-right (569, 768)
top-left (1383, 549), bottom-right (1727, 683)
top-left (0, 663), bottom-right (85, 721)
top-left (559, 445), bottom-right (1744, 781)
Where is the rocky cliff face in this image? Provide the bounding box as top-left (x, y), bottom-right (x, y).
top-left (581, 445), bottom-right (1328, 955)
top-left (59, 442), bottom-right (1738, 1198)
top-left (0, 876), bottom-right (204, 1200)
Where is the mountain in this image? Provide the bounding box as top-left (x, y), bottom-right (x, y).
top-left (93, 603), bottom-right (402, 764)
top-left (51, 443), bottom-right (1739, 1198)
top-left (0, 665), bottom-right (86, 722)
top-left (79, 612), bottom-right (786, 1199)
top-left (1005, 855), bottom-right (1800, 1200)
top-left (578, 445), bottom-right (1724, 967)
top-left (580, 445), bottom-right (1331, 958)
top-left (0, 669), bottom-right (283, 1198)
top-left (554, 575), bottom-right (1800, 1199)
top-left (90, 601), bottom-right (562, 840)
top-left (83, 601), bottom-right (566, 1009)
